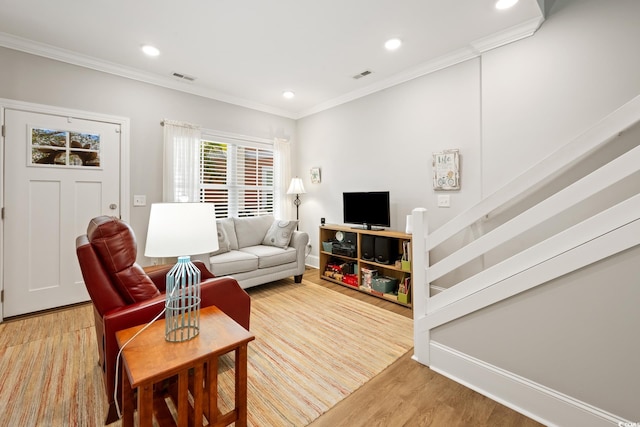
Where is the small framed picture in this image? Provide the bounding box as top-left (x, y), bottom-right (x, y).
top-left (310, 167), bottom-right (321, 184)
top-left (433, 149), bottom-right (460, 191)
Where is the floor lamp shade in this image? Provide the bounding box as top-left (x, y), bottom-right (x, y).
top-left (286, 177), bottom-right (306, 196)
top-left (145, 203), bottom-right (218, 342)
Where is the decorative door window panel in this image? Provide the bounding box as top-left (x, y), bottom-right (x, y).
top-left (30, 127), bottom-right (101, 167)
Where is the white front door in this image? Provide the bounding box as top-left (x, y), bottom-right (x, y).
top-left (3, 108), bottom-right (122, 317)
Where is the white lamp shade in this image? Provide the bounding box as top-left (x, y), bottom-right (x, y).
top-left (287, 177), bottom-right (306, 194)
top-left (145, 202), bottom-right (218, 257)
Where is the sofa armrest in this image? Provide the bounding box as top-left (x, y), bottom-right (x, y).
top-left (289, 230), bottom-right (309, 275)
top-left (289, 230), bottom-right (309, 251)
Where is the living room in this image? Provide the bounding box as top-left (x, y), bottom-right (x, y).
top-left (1, 0), bottom-right (639, 425)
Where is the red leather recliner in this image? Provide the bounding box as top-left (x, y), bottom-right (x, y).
top-left (76, 216), bottom-right (251, 424)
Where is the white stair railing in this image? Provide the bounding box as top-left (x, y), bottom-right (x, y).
top-left (428, 94), bottom-right (640, 251)
top-left (411, 94), bottom-right (640, 367)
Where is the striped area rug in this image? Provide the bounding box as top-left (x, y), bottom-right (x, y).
top-left (0, 279), bottom-right (413, 426)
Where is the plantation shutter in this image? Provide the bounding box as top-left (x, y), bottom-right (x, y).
top-left (200, 140), bottom-right (274, 218)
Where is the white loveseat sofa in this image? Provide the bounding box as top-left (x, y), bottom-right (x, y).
top-left (208, 215), bottom-right (309, 289)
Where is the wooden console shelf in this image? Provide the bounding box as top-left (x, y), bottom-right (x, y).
top-left (319, 224), bottom-right (412, 307)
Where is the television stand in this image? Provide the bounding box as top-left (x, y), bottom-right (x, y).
top-left (319, 224), bottom-right (412, 307)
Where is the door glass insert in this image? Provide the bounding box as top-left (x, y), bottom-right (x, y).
top-left (30, 127), bottom-right (101, 167)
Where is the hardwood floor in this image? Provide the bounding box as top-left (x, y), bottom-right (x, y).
top-left (302, 268), bottom-right (543, 427)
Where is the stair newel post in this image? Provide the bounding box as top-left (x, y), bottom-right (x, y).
top-left (411, 207), bottom-right (430, 366)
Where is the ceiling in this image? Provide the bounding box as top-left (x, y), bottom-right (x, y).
top-left (0, 0), bottom-right (544, 119)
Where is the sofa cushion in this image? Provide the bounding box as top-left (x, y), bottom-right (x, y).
top-left (262, 219), bottom-right (298, 249)
top-left (210, 225), bottom-right (231, 256)
top-left (234, 215), bottom-right (274, 248)
top-left (240, 245), bottom-right (297, 268)
top-left (209, 250), bottom-right (258, 276)
top-left (217, 217), bottom-right (238, 250)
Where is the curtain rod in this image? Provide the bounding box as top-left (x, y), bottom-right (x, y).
top-left (161, 120), bottom-right (285, 145)
top-left (160, 119), bottom-right (200, 129)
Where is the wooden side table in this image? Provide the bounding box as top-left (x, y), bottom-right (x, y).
top-left (115, 305), bottom-right (255, 427)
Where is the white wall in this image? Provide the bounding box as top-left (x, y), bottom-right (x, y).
top-left (482, 0), bottom-right (640, 195)
top-left (0, 47), bottom-right (296, 263)
top-left (296, 58), bottom-right (482, 265)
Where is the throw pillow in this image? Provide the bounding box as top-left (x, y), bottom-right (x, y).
top-left (262, 220), bottom-right (298, 249)
top-left (217, 217), bottom-right (238, 250)
top-left (210, 224), bottom-right (231, 256)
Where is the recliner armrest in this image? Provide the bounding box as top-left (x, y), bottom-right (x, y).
top-left (144, 260), bottom-right (215, 291)
top-left (199, 276), bottom-right (251, 330)
top-left (103, 276), bottom-right (250, 354)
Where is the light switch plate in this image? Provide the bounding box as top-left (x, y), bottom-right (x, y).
top-left (437, 194), bottom-right (451, 208)
top-left (133, 195), bottom-right (146, 206)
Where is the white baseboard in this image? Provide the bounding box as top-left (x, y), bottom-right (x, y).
top-left (306, 255), bottom-right (319, 269)
top-left (429, 342), bottom-right (627, 427)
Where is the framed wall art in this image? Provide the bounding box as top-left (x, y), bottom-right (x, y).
top-left (432, 149), bottom-right (460, 191)
top-left (310, 167), bottom-right (321, 184)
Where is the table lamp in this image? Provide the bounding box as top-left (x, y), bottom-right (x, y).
top-left (144, 202), bottom-right (218, 342)
top-left (287, 177), bottom-right (306, 229)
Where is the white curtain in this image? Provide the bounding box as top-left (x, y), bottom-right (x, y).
top-left (163, 120), bottom-right (202, 202)
top-left (273, 138), bottom-right (293, 220)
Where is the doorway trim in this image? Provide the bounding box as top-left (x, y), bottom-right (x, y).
top-left (0, 98), bottom-right (131, 322)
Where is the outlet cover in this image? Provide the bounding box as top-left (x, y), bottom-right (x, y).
top-left (133, 195), bottom-right (146, 206)
top-left (437, 195), bottom-right (451, 208)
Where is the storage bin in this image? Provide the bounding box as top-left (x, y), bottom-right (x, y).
top-left (322, 241), bottom-right (333, 252)
top-left (398, 292), bottom-right (410, 304)
top-left (371, 276), bottom-right (399, 294)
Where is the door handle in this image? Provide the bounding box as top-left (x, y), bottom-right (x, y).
top-left (109, 203), bottom-right (118, 210)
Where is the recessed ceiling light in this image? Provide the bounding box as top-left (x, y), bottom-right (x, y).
top-left (283, 91), bottom-right (295, 99)
top-left (141, 45), bottom-right (160, 57)
top-left (495, 0), bottom-right (519, 10)
top-left (384, 38), bottom-right (402, 51)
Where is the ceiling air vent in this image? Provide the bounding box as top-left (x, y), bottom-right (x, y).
top-left (172, 72), bottom-right (196, 82)
top-left (352, 70), bottom-right (373, 80)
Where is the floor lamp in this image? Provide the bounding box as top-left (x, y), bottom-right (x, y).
top-left (287, 177), bottom-right (306, 230)
top-left (144, 202), bottom-right (219, 342)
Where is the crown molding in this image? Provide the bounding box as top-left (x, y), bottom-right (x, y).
top-left (296, 17), bottom-right (544, 119)
top-left (470, 16), bottom-right (545, 53)
top-left (0, 32), bottom-right (297, 120)
top-left (295, 47), bottom-right (479, 119)
top-left (1, 15), bottom-right (544, 121)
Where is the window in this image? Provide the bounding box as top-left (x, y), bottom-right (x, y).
top-left (200, 139), bottom-right (274, 218)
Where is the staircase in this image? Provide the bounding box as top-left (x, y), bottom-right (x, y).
top-left (411, 94), bottom-right (640, 426)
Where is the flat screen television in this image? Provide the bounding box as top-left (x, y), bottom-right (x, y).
top-left (343, 191), bottom-right (390, 230)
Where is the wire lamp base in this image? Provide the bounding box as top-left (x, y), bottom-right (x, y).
top-left (165, 256), bottom-right (201, 342)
